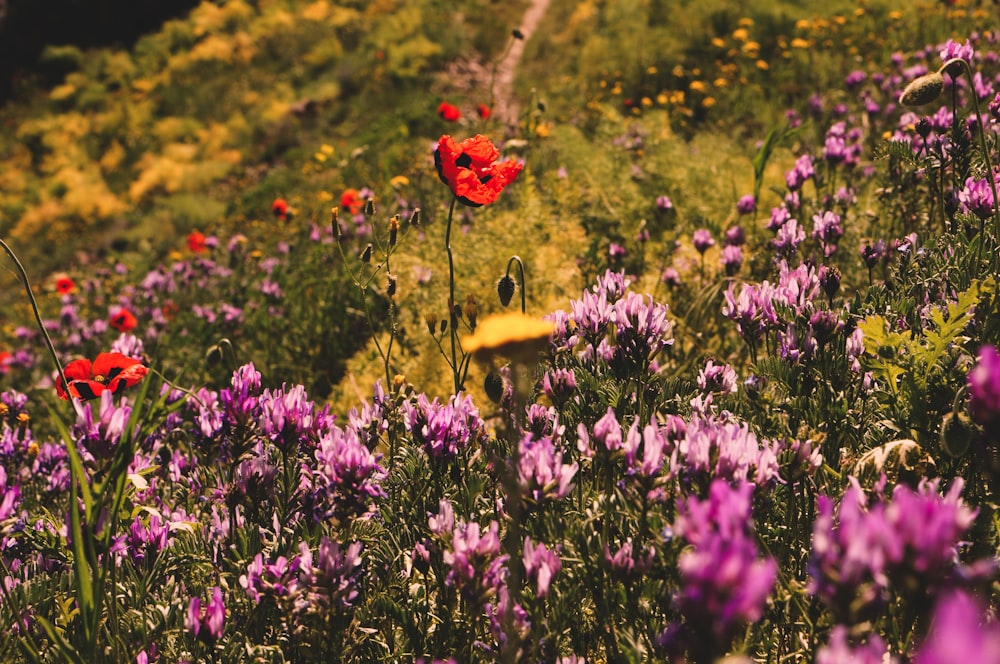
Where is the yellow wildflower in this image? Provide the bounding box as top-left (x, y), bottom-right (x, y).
top-left (461, 312), bottom-right (555, 364)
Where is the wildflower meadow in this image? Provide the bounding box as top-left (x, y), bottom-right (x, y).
top-left (2, 0), bottom-right (1000, 662)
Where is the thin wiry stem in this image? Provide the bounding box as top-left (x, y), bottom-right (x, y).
top-left (0, 238), bottom-right (69, 395)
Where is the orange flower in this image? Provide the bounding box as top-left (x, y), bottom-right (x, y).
top-left (187, 231), bottom-right (207, 253)
top-left (434, 134), bottom-right (524, 207)
top-left (341, 189), bottom-right (363, 215)
top-left (56, 352), bottom-right (148, 401)
top-left (272, 198), bottom-right (289, 219)
top-left (109, 307), bottom-right (138, 333)
top-left (54, 274), bottom-right (76, 295)
top-left (438, 102), bottom-right (461, 122)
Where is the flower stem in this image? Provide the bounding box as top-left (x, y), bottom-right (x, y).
top-left (505, 255), bottom-right (527, 314)
top-left (445, 196), bottom-right (462, 393)
top-left (0, 239), bottom-right (69, 394)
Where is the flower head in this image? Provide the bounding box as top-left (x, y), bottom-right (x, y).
top-left (272, 198), bottom-right (289, 219)
top-left (56, 352), bottom-right (148, 401)
top-left (434, 134), bottom-right (524, 207)
top-left (969, 345), bottom-right (1000, 426)
top-left (109, 307), bottom-right (137, 333)
top-left (438, 102), bottom-right (461, 122)
top-left (477, 103), bottom-right (491, 119)
top-left (54, 274), bottom-right (76, 295)
top-left (187, 231), bottom-right (207, 253)
top-left (341, 189), bottom-right (363, 215)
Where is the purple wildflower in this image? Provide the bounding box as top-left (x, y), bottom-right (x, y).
top-left (517, 434), bottom-right (578, 503)
top-left (969, 345), bottom-right (1000, 426)
top-left (656, 195), bottom-right (674, 211)
top-left (736, 195), bottom-right (756, 215)
top-left (816, 626), bottom-right (893, 664)
top-left (523, 538), bottom-right (561, 598)
top-left (720, 244), bottom-right (743, 275)
top-left (958, 176), bottom-right (996, 220)
top-left (402, 393), bottom-right (487, 460)
top-left (187, 587), bottom-right (225, 644)
top-left (697, 360), bottom-right (738, 395)
top-left (692, 229), bottom-right (715, 254)
top-left (914, 590), bottom-right (1000, 664)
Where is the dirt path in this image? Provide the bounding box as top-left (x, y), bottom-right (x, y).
top-left (492, 0), bottom-right (551, 127)
top-left (439, 0), bottom-right (550, 129)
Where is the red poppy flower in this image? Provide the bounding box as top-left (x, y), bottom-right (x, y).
top-left (0, 351), bottom-right (11, 375)
top-left (55, 274), bottom-right (76, 295)
top-left (434, 134), bottom-right (524, 207)
top-left (272, 198), bottom-right (289, 219)
top-left (187, 231), bottom-right (207, 253)
top-left (110, 307), bottom-right (138, 333)
top-left (477, 104), bottom-right (491, 119)
top-left (341, 189), bottom-right (363, 215)
top-left (438, 102), bottom-right (461, 122)
top-left (56, 352), bottom-right (148, 401)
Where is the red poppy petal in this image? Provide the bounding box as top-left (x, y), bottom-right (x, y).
top-left (92, 352), bottom-right (142, 377)
top-left (63, 358), bottom-right (94, 382)
top-left (460, 135), bottom-right (499, 168)
top-left (71, 380), bottom-right (105, 401)
top-left (108, 363), bottom-right (149, 393)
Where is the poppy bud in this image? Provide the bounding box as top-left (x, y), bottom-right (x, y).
top-left (497, 275), bottom-right (517, 307)
top-left (360, 243), bottom-right (373, 263)
top-left (484, 370), bottom-right (506, 404)
top-left (512, 29), bottom-right (524, 40)
top-left (206, 344), bottom-right (223, 367)
top-left (331, 207), bottom-right (341, 239)
top-left (409, 208), bottom-right (421, 227)
top-left (389, 215), bottom-right (400, 247)
top-left (387, 274), bottom-right (397, 297)
top-left (440, 319), bottom-right (448, 334)
top-left (364, 197), bottom-right (375, 216)
top-left (899, 71), bottom-right (944, 107)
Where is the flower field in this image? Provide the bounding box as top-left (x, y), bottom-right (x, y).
top-left (1, 0), bottom-right (1000, 662)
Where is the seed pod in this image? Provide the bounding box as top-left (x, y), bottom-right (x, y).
top-left (899, 72), bottom-right (944, 107)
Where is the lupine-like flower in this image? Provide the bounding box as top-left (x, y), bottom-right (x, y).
top-left (434, 134), bottom-right (523, 207)
top-left (736, 195), bottom-right (756, 215)
top-left (969, 345), bottom-right (1000, 426)
top-left (697, 360), bottom-right (738, 394)
top-left (57, 352), bottom-right (148, 401)
top-left (772, 218), bottom-right (805, 256)
top-left (914, 590), bottom-right (1000, 664)
top-left (958, 176), bottom-right (997, 220)
top-left (785, 154), bottom-right (815, 191)
top-left (816, 626), bottom-right (893, 664)
top-left (604, 538), bottom-right (655, 578)
top-left (305, 425), bottom-right (387, 522)
top-left (720, 245), bottom-right (743, 275)
top-left (187, 587), bottom-right (225, 643)
top-left (403, 392), bottom-right (487, 460)
top-left (671, 480), bottom-right (777, 647)
top-left (672, 413), bottom-right (779, 486)
top-left (812, 211), bottom-right (844, 256)
top-left (443, 518), bottom-right (507, 602)
top-left (518, 434), bottom-right (577, 503)
top-left (126, 514), bottom-right (169, 565)
top-left (940, 38), bottom-right (975, 66)
top-left (294, 538), bottom-right (365, 613)
top-left (692, 228), bottom-right (715, 254)
top-left (809, 477), bottom-right (977, 623)
top-left (523, 538), bottom-right (561, 598)
top-left (541, 368), bottom-right (577, 406)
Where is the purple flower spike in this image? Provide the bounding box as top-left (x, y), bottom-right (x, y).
top-left (692, 229), bottom-right (715, 254)
top-left (523, 538), bottom-right (561, 598)
top-left (187, 587), bottom-right (225, 644)
top-left (969, 345), bottom-right (1000, 426)
top-left (915, 590), bottom-right (1000, 664)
